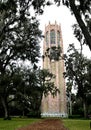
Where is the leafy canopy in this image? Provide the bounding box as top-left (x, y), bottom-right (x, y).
top-left (54, 0), bottom-right (91, 50)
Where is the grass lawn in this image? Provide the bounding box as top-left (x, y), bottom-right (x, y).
top-left (63, 119), bottom-right (91, 130)
top-left (0, 117), bottom-right (41, 130)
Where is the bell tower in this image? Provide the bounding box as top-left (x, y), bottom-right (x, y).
top-left (41, 21), bottom-right (67, 117)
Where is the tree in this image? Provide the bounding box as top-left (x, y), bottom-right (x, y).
top-left (43, 46), bottom-right (62, 61)
top-left (0, 0), bottom-right (54, 119)
top-left (10, 68), bottom-right (59, 118)
top-left (66, 81), bottom-right (73, 116)
top-left (54, 0), bottom-right (91, 50)
top-left (22, 68), bottom-right (59, 117)
top-left (72, 97), bottom-right (83, 116)
top-left (64, 43), bottom-right (91, 118)
top-left (0, 0), bottom-right (45, 119)
top-left (0, 65), bottom-right (29, 119)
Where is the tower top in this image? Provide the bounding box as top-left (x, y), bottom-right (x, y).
top-left (45, 21), bottom-right (61, 32)
top-left (44, 21), bottom-right (63, 49)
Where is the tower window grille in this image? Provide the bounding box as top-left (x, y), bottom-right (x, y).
top-left (50, 30), bottom-right (55, 44)
top-left (46, 31), bottom-right (49, 44)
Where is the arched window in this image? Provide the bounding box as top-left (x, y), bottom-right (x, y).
top-left (46, 31), bottom-right (49, 44)
top-left (57, 31), bottom-right (60, 45)
top-left (50, 30), bottom-right (55, 44)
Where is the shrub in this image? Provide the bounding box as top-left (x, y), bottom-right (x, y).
top-left (27, 110), bottom-right (41, 118)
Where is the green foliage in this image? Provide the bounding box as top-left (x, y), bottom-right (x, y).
top-left (37, 69), bottom-right (60, 97)
top-left (64, 43), bottom-right (91, 118)
top-left (43, 46), bottom-right (62, 61)
top-left (10, 68), bottom-right (59, 118)
top-left (27, 110), bottom-right (41, 118)
top-left (68, 115), bottom-right (83, 119)
top-left (0, 0), bottom-right (44, 119)
top-left (54, 0), bottom-right (91, 50)
top-left (72, 98), bottom-right (84, 116)
top-left (64, 43), bottom-right (91, 97)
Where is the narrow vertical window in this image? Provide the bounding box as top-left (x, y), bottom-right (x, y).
top-left (50, 30), bottom-right (55, 44)
top-left (46, 31), bottom-right (49, 44)
top-left (57, 31), bottom-right (60, 45)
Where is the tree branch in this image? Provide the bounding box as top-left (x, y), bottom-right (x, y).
top-left (69, 0), bottom-right (91, 50)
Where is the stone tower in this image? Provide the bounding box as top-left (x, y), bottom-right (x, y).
top-left (41, 21), bottom-right (67, 117)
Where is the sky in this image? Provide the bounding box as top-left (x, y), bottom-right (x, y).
top-left (37, 4), bottom-right (91, 65)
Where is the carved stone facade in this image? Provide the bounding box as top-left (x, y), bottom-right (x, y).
top-left (41, 22), bottom-right (67, 117)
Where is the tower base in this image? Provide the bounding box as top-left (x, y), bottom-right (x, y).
top-left (41, 112), bottom-right (68, 118)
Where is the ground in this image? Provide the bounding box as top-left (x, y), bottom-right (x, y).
top-left (18, 118), bottom-right (67, 130)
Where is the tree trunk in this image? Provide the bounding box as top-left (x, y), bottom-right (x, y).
top-left (0, 96), bottom-right (9, 119)
top-left (22, 110), bottom-right (25, 117)
top-left (83, 101), bottom-right (87, 118)
top-left (69, 97), bottom-right (72, 115)
top-left (69, 0), bottom-right (91, 50)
